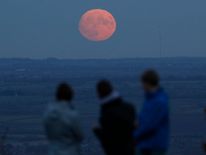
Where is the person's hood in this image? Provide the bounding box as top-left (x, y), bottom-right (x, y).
top-left (46, 101), bottom-right (74, 116)
top-left (100, 91), bottom-right (121, 104)
top-left (48, 101), bottom-right (71, 109)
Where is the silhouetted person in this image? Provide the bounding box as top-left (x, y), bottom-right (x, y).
top-left (94, 80), bottom-right (136, 155)
top-left (203, 108), bottom-right (206, 153)
top-left (204, 142), bottom-right (206, 153)
top-left (44, 83), bottom-right (84, 155)
top-left (134, 70), bottom-right (170, 155)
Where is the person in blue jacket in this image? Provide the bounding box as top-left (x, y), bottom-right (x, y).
top-left (135, 69), bottom-right (170, 155)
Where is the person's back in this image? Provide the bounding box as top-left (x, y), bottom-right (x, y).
top-left (136, 88), bottom-right (169, 150)
top-left (44, 83), bottom-right (84, 155)
top-left (100, 98), bottom-right (136, 143)
top-left (135, 70), bottom-right (170, 155)
top-left (94, 80), bottom-right (136, 155)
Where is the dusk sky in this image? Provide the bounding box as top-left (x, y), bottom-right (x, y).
top-left (0, 0), bottom-right (206, 59)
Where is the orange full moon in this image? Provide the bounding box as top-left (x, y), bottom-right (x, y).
top-left (79, 9), bottom-right (117, 41)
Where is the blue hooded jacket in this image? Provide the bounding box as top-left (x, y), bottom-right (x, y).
top-left (135, 88), bottom-right (170, 150)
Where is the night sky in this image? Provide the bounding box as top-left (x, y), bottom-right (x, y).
top-left (0, 0), bottom-right (206, 58)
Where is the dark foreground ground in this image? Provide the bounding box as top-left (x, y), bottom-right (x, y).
top-left (0, 58), bottom-right (205, 155)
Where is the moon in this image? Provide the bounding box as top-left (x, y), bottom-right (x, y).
top-left (79, 9), bottom-right (117, 41)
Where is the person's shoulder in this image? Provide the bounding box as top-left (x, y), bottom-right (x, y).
top-left (158, 91), bottom-right (168, 103)
top-left (61, 106), bottom-right (80, 123)
top-left (101, 99), bottom-right (119, 108)
top-left (45, 102), bottom-right (59, 113)
top-left (122, 101), bottom-right (135, 110)
top-left (64, 103), bottom-right (78, 113)
top-left (120, 101), bottom-right (136, 117)
top-left (154, 91), bottom-right (169, 108)
top-left (44, 102), bottom-right (60, 119)
top-left (101, 102), bottom-right (110, 110)
top-left (123, 101), bottom-right (134, 107)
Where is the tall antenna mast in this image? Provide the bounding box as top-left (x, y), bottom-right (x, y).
top-left (158, 28), bottom-right (163, 58)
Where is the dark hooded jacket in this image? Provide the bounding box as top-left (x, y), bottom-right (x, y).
top-left (94, 95), bottom-right (136, 155)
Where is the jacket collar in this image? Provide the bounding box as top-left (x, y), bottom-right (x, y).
top-left (100, 91), bottom-right (121, 104)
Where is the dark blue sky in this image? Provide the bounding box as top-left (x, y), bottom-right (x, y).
top-left (0, 0), bottom-right (206, 58)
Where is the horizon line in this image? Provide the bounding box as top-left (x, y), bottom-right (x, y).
top-left (0, 56), bottom-right (206, 60)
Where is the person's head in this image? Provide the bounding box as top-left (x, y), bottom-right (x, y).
top-left (56, 82), bottom-right (74, 102)
top-left (96, 80), bottom-right (113, 99)
top-left (141, 69), bottom-right (160, 92)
